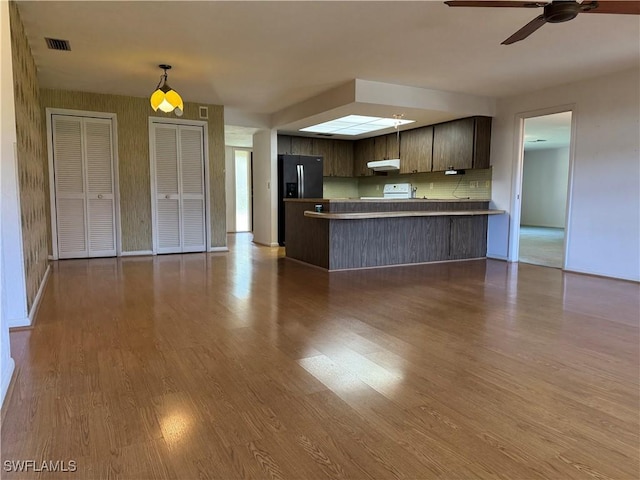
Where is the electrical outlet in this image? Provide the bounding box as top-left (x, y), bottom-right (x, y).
top-left (485, 181), bottom-right (490, 188)
top-left (376, 185), bottom-right (380, 191)
top-left (429, 182), bottom-right (434, 190)
top-left (470, 181), bottom-right (478, 189)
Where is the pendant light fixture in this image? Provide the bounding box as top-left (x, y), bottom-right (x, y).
top-left (150, 64), bottom-right (183, 116)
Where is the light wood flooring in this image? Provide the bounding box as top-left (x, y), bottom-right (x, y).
top-left (2, 233), bottom-right (639, 479)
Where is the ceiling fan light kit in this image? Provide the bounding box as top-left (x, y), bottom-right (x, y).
top-left (150, 64), bottom-right (184, 116)
top-left (444, 1), bottom-right (640, 44)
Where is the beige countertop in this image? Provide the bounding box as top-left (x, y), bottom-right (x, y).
top-left (284, 198), bottom-right (490, 203)
top-left (304, 209), bottom-right (505, 220)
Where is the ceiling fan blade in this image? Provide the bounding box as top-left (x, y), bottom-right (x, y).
top-left (444, 1), bottom-right (544, 7)
top-left (580, 1), bottom-right (640, 14)
top-left (502, 14), bottom-right (547, 44)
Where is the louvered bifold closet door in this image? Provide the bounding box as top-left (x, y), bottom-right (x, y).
top-left (53, 116), bottom-right (88, 258)
top-left (84, 118), bottom-right (116, 256)
top-left (155, 125), bottom-right (182, 254)
top-left (179, 126), bottom-right (205, 252)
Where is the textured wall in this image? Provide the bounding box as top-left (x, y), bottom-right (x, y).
top-left (9, 2), bottom-right (48, 310)
top-left (40, 90), bottom-right (226, 251)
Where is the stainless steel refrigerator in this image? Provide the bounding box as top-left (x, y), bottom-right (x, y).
top-left (278, 154), bottom-right (323, 246)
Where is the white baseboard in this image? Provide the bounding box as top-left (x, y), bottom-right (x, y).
top-left (564, 265), bottom-right (639, 283)
top-left (1, 357), bottom-right (15, 408)
top-left (48, 254), bottom-right (55, 260)
top-left (253, 241), bottom-right (280, 248)
top-left (487, 253), bottom-right (509, 261)
top-left (209, 246), bottom-right (229, 252)
top-left (120, 250), bottom-right (153, 257)
top-left (9, 264), bottom-right (51, 329)
top-left (28, 264), bottom-right (50, 325)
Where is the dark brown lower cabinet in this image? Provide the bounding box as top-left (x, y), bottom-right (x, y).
top-left (448, 216), bottom-right (488, 260)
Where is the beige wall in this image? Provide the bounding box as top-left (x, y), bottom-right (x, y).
top-left (488, 67), bottom-right (639, 280)
top-left (40, 90), bottom-right (226, 251)
top-left (9, 2), bottom-right (47, 310)
top-left (521, 147), bottom-right (569, 228)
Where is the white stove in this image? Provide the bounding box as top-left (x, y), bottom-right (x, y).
top-left (383, 183), bottom-right (413, 199)
top-left (360, 183), bottom-right (413, 200)
top-left (360, 183), bottom-right (412, 200)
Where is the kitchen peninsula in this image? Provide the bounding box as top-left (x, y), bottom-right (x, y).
top-left (285, 199), bottom-right (504, 270)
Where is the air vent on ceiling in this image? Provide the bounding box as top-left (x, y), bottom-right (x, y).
top-left (45, 38), bottom-right (71, 51)
top-left (316, 133), bottom-right (334, 137)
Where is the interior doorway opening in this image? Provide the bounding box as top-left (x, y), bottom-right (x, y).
top-left (518, 111), bottom-right (572, 268)
top-left (233, 148), bottom-right (253, 233)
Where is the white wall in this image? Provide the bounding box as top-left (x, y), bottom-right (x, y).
top-left (1, 0), bottom-right (18, 405)
top-left (251, 129), bottom-right (278, 246)
top-left (488, 67), bottom-right (640, 281)
top-left (521, 147), bottom-right (569, 228)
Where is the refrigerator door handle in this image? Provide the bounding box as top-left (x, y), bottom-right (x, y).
top-left (300, 164), bottom-right (305, 198)
top-left (296, 164), bottom-right (301, 198)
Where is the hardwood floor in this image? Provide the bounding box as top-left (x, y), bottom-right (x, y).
top-left (2, 233), bottom-right (638, 479)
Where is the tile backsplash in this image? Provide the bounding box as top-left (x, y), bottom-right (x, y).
top-left (324, 168), bottom-right (492, 200)
top-left (323, 177), bottom-right (359, 199)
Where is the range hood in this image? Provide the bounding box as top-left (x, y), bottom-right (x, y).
top-left (367, 159), bottom-right (400, 171)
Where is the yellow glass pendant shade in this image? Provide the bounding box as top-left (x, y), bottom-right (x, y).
top-left (165, 89), bottom-right (183, 111)
top-left (150, 89), bottom-right (165, 111)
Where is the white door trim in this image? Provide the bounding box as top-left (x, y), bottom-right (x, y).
top-left (148, 117), bottom-right (210, 254)
top-left (46, 108), bottom-right (121, 260)
top-left (509, 104), bottom-right (577, 268)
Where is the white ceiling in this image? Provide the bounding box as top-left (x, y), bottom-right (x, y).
top-left (16, 0), bottom-right (640, 145)
top-left (524, 111), bottom-right (572, 150)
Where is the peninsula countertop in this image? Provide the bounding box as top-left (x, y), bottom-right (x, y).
top-left (284, 198), bottom-right (492, 203)
top-left (304, 209), bottom-right (505, 220)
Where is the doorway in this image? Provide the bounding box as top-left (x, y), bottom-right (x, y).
top-left (517, 111), bottom-right (572, 268)
top-left (234, 149), bottom-right (253, 232)
top-left (227, 147), bottom-right (253, 233)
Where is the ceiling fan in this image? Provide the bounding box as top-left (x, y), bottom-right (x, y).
top-left (444, 1), bottom-right (640, 44)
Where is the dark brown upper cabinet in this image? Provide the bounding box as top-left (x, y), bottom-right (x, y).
top-left (432, 116), bottom-right (492, 172)
top-left (278, 135), bottom-right (354, 177)
top-left (332, 140), bottom-right (354, 177)
top-left (277, 135), bottom-right (292, 155)
top-left (385, 132), bottom-right (400, 160)
top-left (399, 126), bottom-right (433, 174)
top-left (291, 136), bottom-right (314, 156)
top-left (312, 138), bottom-right (335, 176)
top-left (353, 137), bottom-right (375, 177)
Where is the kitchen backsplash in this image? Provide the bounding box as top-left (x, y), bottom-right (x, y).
top-left (323, 177), bottom-right (359, 199)
top-left (324, 168), bottom-right (492, 199)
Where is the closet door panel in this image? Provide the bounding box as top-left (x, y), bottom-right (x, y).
top-left (88, 198), bottom-right (115, 253)
top-left (182, 199), bottom-right (205, 250)
top-left (154, 126), bottom-right (182, 253)
top-left (57, 198), bottom-right (87, 257)
top-left (84, 118), bottom-right (116, 256)
top-left (179, 126), bottom-right (206, 251)
top-left (53, 116), bottom-right (88, 258)
top-left (157, 199), bottom-right (181, 250)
